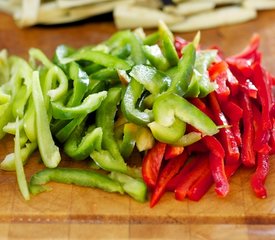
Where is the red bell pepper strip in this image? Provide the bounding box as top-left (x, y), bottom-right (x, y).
top-left (174, 153), bottom-right (210, 201)
top-left (251, 63), bottom-right (272, 133)
top-left (221, 100), bottom-right (243, 122)
top-left (208, 92), bottom-right (240, 164)
top-left (250, 152), bottom-right (269, 198)
top-left (187, 168), bottom-right (213, 201)
top-left (202, 135), bottom-right (229, 197)
top-left (209, 152), bottom-right (229, 197)
top-left (166, 154), bottom-right (198, 191)
top-left (240, 92), bottom-right (256, 167)
top-left (239, 79), bottom-right (258, 99)
top-left (208, 61), bottom-right (230, 100)
top-left (142, 142), bottom-right (166, 189)
top-left (164, 144), bottom-right (184, 160)
top-left (150, 151), bottom-right (188, 207)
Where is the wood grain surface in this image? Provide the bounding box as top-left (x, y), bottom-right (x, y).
top-left (0, 10), bottom-right (275, 239)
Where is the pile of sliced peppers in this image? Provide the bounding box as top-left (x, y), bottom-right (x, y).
top-left (0, 22), bottom-right (274, 207)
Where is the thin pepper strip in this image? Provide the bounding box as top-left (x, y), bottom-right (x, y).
top-left (32, 71), bottom-right (61, 168)
top-left (94, 87), bottom-right (127, 173)
top-left (142, 142), bottom-right (166, 189)
top-left (208, 92), bottom-right (240, 164)
top-left (29, 167), bottom-right (124, 195)
top-left (150, 151), bottom-right (188, 207)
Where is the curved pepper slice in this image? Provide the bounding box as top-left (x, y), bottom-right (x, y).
top-left (148, 117), bottom-right (186, 144)
top-left (51, 91), bottom-right (107, 120)
top-left (64, 124), bottom-right (102, 161)
top-left (32, 71), bottom-right (61, 168)
top-left (152, 92), bottom-right (218, 136)
top-left (121, 78), bottom-right (153, 126)
top-left (94, 87), bottom-right (127, 173)
top-left (129, 64), bottom-right (171, 95)
top-left (29, 167), bottom-right (124, 195)
top-left (167, 43), bottom-right (196, 96)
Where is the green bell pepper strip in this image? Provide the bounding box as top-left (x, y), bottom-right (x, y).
top-left (118, 123), bottom-right (137, 158)
top-left (12, 85), bottom-right (29, 118)
top-left (0, 142), bottom-right (37, 171)
top-left (121, 78), bottom-right (153, 126)
top-left (51, 91), bottom-right (107, 120)
top-left (148, 117), bottom-right (186, 144)
top-left (0, 91), bottom-right (10, 104)
top-left (90, 150), bottom-right (126, 173)
top-left (159, 21), bottom-right (179, 67)
top-left (45, 65), bottom-right (69, 102)
top-left (94, 87), bottom-right (127, 173)
top-left (55, 115), bottom-right (86, 143)
top-left (153, 92), bottom-right (218, 136)
top-left (0, 101), bottom-right (13, 139)
top-left (14, 118), bottom-right (30, 200)
top-left (195, 50), bottom-right (218, 97)
top-left (90, 68), bottom-right (119, 82)
top-left (32, 71), bottom-right (61, 168)
top-left (29, 48), bottom-right (54, 69)
top-left (105, 30), bottom-right (146, 65)
top-left (142, 45), bottom-right (170, 71)
top-left (52, 44), bottom-right (76, 72)
top-left (29, 167), bottom-right (124, 195)
top-left (60, 50), bottom-right (131, 71)
top-left (167, 43), bottom-right (196, 96)
top-left (67, 62), bottom-right (89, 107)
top-left (129, 64), bottom-right (171, 95)
top-left (64, 124), bottom-right (102, 161)
top-left (143, 31), bottom-right (160, 46)
top-left (23, 97), bottom-right (37, 142)
top-left (109, 171), bottom-right (147, 202)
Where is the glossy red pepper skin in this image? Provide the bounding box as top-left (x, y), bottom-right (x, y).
top-left (164, 145), bottom-right (184, 160)
top-left (150, 151), bottom-right (188, 207)
top-left (240, 92), bottom-right (256, 167)
top-left (208, 93), bottom-right (240, 164)
top-left (142, 142), bottom-right (166, 189)
top-left (250, 152), bottom-right (269, 198)
top-left (174, 154), bottom-right (210, 201)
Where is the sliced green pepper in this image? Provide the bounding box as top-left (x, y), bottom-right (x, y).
top-left (129, 64), bottom-right (171, 95)
top-left (142, 45), bottom-right (169, 71)
top-left (153, 92), bottom-right (218, 136)
top-left (167, 43), bottom-right (196, 96)
top-left (64, 123), bottom-right (102, 161)
top-left (51, 91), bottom-right (107, 120)
top-left (29, 167), bottom-right (124, 195)
top-left (121, 78), bottom-right (153, 126)
top-left (148, 117), bottom-right (186, 144)
top-left (109, 171), bottom-right (147, 202)
top-left (159, 21), bottom-right (179, 67)
top-left (67, 62), bottom-right (89, 107)
top-left (94, 87), bottom-right (127, 173)
top-left (32, 71), bottom-right (61, 168)
top-left (61, 50), bottom-right (131, 71)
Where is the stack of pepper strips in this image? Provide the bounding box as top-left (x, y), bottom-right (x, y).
top-left (0, 22), bottom-right (274, 206)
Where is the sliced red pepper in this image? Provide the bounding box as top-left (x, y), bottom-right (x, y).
top-left (150, 151), bottom-right (188, 207)
top-left (240, 92), bottom-right (256, 167)
top-left (164, 144), bottom-right (184, 160)
top-left (208, 61), bottom-right (230, 100)
top-left (239, 79), bottom-right (258, 99)
top-left (142, 142), bottom-right (166, 189)
top-left (186, 140), bottom-right (208, 154)
top-left (208, 93), bottom-right (240, 164)
top-left (221, 100), bottom-right (243, 122)
top-left (174, 153), bottom-right (209, 201)
top-left (251, 63), bottom-right (272, 132)
top-left (202, 135), bottom-right (225, 159)
top-left (250, 152), bottom-right (269, 198)
top-left (187, 168), bottom-right (213, 201)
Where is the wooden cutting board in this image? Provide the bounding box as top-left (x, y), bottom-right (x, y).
top-left (0, 10), bottom-right (275, 239)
